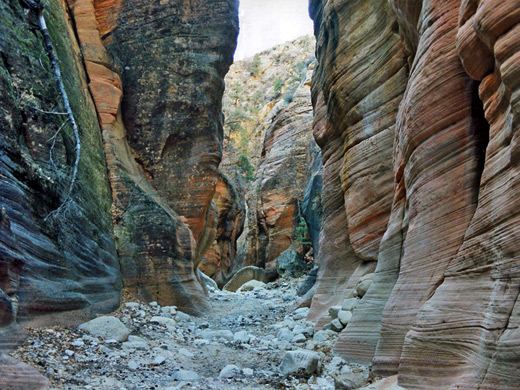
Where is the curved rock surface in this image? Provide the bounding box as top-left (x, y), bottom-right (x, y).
top-left (309, 0), bottom-right (520, 388)
top-left (308, 0), bottom-right (408, 331)
top-left (199, 171), bottom-right (245, 288)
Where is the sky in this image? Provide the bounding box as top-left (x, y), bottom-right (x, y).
top-left (234, 0), bottom-right (314, 61)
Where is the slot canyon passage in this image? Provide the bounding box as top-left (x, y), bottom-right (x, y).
top-left (1, 0), bottom-right (520, 388)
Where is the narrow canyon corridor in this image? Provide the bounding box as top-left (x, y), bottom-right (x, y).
top-left (2, 0), bottom-right (520, 389)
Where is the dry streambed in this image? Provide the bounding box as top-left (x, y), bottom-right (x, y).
top-left (12, 278), bottom-right (376, 389)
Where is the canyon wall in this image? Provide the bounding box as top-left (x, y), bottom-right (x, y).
top-left (310, 0), bottom-right (520, 388)
top-left (0, 0), bottom-right (239, 336)
top-left (206, 38), bottom-right (319, 284)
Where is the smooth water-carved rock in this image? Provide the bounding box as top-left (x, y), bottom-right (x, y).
top-left (223, 266), bottom-right (267, 292)
top-left (308, 0), bottom-right (408, 338)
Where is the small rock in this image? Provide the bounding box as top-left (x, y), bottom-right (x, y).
top-left (313, 330), bottom-right (330, 342)
top-left (338, 310), bottom-right (353, 326)
top-left (291, 333), bottom-right (307, 344)
top-left (78, 316), bottom-right (130, 342)
top-left (128, 361), bottom-right (139, 371)
top-left (175, 311), bottom-right (191, 322)
top-left (328, 305), bottom-right (341, 319)
top-left (279, 350), bottom-right (321, 376)
top-left (179, 348), bottom-right (194, 358)
top-left (150, 316), bottom-right (176, 329)
top-left (233, 330), bottom-right (252, 343)
top-left (276, 328), bottom-right (294, 342)
top-left (172, 369), bottom-right (200, 381)
top-left (64, 350), bottom-right (74, 357)
top-left (292, 307), bottom-right (309, 320)
top-left (71, 339), bottom-right (84, 347)
top-left (161, 306), bottom-right (177, 316)
top-left (218, 364), bottom-right (242, 379)
top-left (149, 301), bottom-right (158, 307)
top-left (341, 298), bottom-right (358, 312)
top-left (152, 355), bottom-right (166, 365)
top-left (125, 302), bottom-right (140, 309)
top-left (330, 318), bottom-right (344, 332)
top-left (242, 368), bottom-right (254, 376)
top-left (198, 329), bottom-right (234, 341)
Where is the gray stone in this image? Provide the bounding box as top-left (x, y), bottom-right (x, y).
top-left (172, 369), bottom-right (200, 381)
top-left (275, 249), bottom-right (311, 278)
top-left (292, 307), bottom-right (309, 320)
top-left (313, 330), bottom-right (331, 342)
top-left (233, 330), bottom-right (252, 343)
top-left (128, 361), bottom-right (139, 370)
top-left (122, 336), bottom-right (148, 351)
top-left (279, 350), bottom-right (321, 376)
top-left (330, 318), bottom-right (344, 332)
top-left (179, 348), bottom-right (194, 358)
top-left (218, 364), bottom-right (242, 379)
top-left (242, 368), bottom-right (254, 376)
top-left (199, 270), bottom-right (219, 291)
top-left (276, 328), bottom-right (294, 342)
top-left (223, 266), bottom-right (267, 292)
top-left (152, 355), bottom-right (166, 365)
top-left (150, 316), bottom-right (176, 329)
top-left (78, 316), bottom-right (129, 342)
top-left (297, 265), bottom-right (318, 296)
top-left (341, 298), bottom-right (358, 312)
top-left (237, 280), bottom-right (266, 293)
top-left (291, 333), bottom-right (306, 344)
top-left (198, 329), bottom-right (234, 341)
top-left (124, 302), bottom-right (140, 309)
top-left (338, 310), bottom-right (353, 326)
top-left (175, 311), bottom-right (191, 322)
top-left (328, 305), bottom-right (341, 319)
top-left (355, 279), bottom-right (372, 298)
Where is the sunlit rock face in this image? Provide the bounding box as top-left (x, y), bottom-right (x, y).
top-left (199, 171), bottom-right (245, 288)
top-left (69, 0), bottom-right (239, 314)
top-left (310, 0), bottom-right (520, 388)
top-left (216, 37), bottom-right (318, 281)
top-left (0, 0), bottom-right (120, 333)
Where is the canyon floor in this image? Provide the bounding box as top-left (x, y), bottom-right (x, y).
top-left (11, 278), bottom-right (376, 390)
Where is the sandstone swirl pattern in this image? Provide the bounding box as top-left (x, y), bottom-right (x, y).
top-left (309, 0), bottom-right (520, 388)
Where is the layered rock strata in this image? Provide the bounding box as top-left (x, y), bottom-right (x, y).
top-left (199, 171), bottom-right (245, 288)
top-left (0, 0), bottom-right (120, 332)
top-left (308, 0), bottom-right (408, 330)
top-left (310, 0), bottom-right (520, 388)
top-left (67, 0), bottom-right (239, 314)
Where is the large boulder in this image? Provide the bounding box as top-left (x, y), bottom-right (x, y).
top-left (276, 249), bottom-right (311, 278)
top-left (78, 316), bottom-right (129, 342)
top-left (223, 266), bottom-right (267, 292)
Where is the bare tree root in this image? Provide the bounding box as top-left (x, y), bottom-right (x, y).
top-left (22, 1), bottom-right (82, 220)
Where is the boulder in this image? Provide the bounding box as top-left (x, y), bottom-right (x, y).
top-left (237, 280), bottom-right (266, 293)
top-left (276, 249), bottom-right (310, 278)
top-left (223, 266), bottom-right (267, 292)
top-left (78, 316), bottom-right (129, 342)
top-left (338, 310), bottom-right (353, 326)
top-left (218, 364), bottom-right (242, 379)
top-left (279, 350), bottom-right (321, 376)
top-left (341, 298), bottom-right (358, 312)
top-left (328, 306), bottom-right (341, 319)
